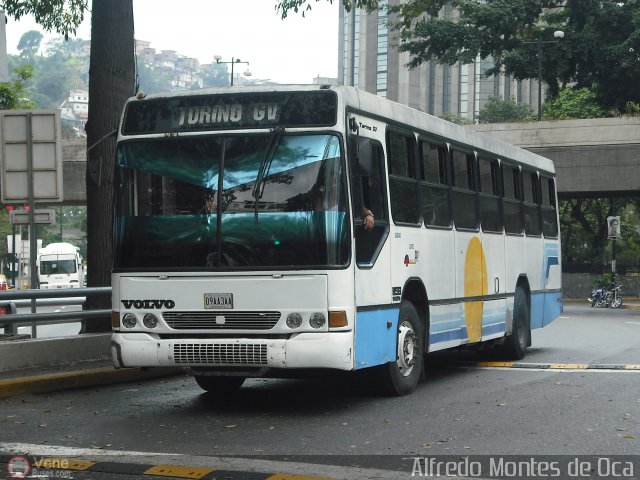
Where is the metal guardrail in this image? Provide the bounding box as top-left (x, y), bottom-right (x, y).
top-left (0, 287), bottom-right (111, 337)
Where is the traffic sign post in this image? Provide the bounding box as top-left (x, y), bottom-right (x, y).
top-left (9, 209), bottom-right (56, 225)
top-left (0, 111), bottom-right (63, 336)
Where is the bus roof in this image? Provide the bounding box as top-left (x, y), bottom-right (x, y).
top-left (123, 84), bottom-right (555, 174)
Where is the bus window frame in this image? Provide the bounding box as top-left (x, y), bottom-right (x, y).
top-left (477, 154), bottom-right (504, 234)
top-left (418, 135), bottom-right (452, 230)
top-left (522, 168), bottom-right (542, 238)
top-left (449, 144), bottom-right (479, 232)
top-left (501, 161), bottom-right (524, 236)
top-left (540, 173), bottom-right (559, 239)
top-left (386, 127), bottom-right (421, 227)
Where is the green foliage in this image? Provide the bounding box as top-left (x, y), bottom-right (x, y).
top-left (592, 273), bottom-right (613, 289)
top-left (17, 30), bottom-right (43, 59)
top-left (624, 101), bottom-right (640, 116)
top-left (561, 197), bottom-right (640, 271)
top-left (1, 0), bottom-right (88, 39)
top-left (477, 96), bottom-right (535, 123)
top-left (379, 0), bottom-right (640, 114)
top-left (276, 0), bottom-right (379, 18)
top-left (0, 64), bottom-right (36, 109)
top-left (438, 112), bottom-right (472, 125)
top-left (543, 87), bottom-right (609, 120)
top-left (7, 37), bottom-right (88, 109)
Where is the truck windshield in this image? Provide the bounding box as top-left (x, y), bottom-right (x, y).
top-left (114, 133), bottom-right (350, 270)
top-left (40, 256), bottom-right (77, 275)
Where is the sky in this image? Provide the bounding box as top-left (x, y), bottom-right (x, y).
top-left (4, 0), bottom-right (340, 84)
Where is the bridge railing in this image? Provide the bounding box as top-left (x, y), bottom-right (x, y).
top-left (0, 287), bottom-right (111, 337)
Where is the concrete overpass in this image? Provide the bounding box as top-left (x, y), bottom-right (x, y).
top-left (55, 117), bottom-right (640, 203)
top-left (473, 116), bottom-right (640, 198)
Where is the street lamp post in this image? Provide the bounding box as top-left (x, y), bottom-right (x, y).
top-left (213, 56), bottom-right (251, 86)
top-left (528, 30), bottom-right (564, 120)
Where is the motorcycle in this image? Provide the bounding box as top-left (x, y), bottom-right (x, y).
top-left (588, 283), bottom-right (623, 308)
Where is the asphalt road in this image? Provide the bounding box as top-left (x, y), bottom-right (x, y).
top-left (1, 303), bottom-right (639, 479)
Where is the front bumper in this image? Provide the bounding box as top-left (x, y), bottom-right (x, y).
top-left (111, 332), bottom-right (354, 373)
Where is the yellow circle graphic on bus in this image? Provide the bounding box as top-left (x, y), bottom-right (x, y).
top-left (464, 236), bottom-right (487, 343)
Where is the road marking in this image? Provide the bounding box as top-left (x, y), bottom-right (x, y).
top-left (626, 321), bottom-right (640, 325)
top-left (0, 443), bottom-right (403, 480)
top-left (458, 361), bottom-right (640, 372)
top-left (144, 465), bottom-right (214, 479)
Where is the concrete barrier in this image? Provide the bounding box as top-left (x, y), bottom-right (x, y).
top-left (0, 333), bottom-right (111, 372)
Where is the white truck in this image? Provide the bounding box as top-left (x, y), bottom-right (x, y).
top-left (37, 242), bottom-right (84, 289)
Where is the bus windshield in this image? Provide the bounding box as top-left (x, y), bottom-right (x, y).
top-left (114, 133), bottom-right (350, 270)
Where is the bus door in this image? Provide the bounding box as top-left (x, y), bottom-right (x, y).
top-left (349, 120), bottom-right (391, 306)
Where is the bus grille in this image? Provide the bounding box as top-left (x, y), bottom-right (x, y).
top-left (173, 343), bottom-right (268, 366)
top-left (163, 311), bottom-right (280, 330)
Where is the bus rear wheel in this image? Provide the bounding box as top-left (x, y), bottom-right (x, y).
top-left (194, 375), bottom-right (245, 393)
top-left (378, 300), bottom-right (423, 396)
top-left (502, 287), bottom-right (530, 360)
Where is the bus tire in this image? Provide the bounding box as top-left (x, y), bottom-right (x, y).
top-left (378, 300), bottom-right (423, 396)
top-left (502, 287), bottom-right (530, 360)
top-left (194, 375), bottom-right (245, 393)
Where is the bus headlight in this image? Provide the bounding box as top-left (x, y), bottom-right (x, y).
top-left (309, 312), bottom-right (326, 329)
top-left (143, 313), bottom-right (158, 329)
top-left (286, 312), bottom-right (302, 329)
top-left (122, 313), bottom-right (137, 328)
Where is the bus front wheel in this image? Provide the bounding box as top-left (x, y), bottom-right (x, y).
top-left (378, 300), bottom-right (424, 396)
top-left (194, 375), bottom-right (245, 393)
top-left (502, 287), bottom-right (530, 360)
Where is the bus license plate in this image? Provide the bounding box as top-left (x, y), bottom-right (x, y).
top-left (204, 293), bottom-right (233, 309)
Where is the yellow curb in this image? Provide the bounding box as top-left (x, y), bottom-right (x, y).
top-left (0, 367), bottom-right (184, 398)
top-left (143, 465), bottom-right (215, 479)
top-left (548, 364), bottom-right (589, 369)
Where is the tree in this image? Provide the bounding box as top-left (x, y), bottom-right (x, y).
top-left (439, 112), bottom-right (473, 125)
top-left (543, 87), bottom-right (609, 120)
top-left (560, 197), bottom-right (640, 272)
top-left (277, 1), bottom-right (640, 114)
top-left (1, 0), bottom-right (88, 39)
top-left (83, 0), bottom-right (135, 331)
top-left (17, 30), bottom-right (43, 59)
top-left (276, 0), bottom-right (378, 17)
top-left (0, 65), bottom-right (36, 109)
top-left (477, 96), bottom-right (535, 123)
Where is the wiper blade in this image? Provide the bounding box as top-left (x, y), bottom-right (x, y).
top-left (252, 126), bottom-right (285, 203)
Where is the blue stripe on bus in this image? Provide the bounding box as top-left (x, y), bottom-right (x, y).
top-left (355, 291), bottom-right (560, 368)
top-left (354, 306), bottom-right (399, 370)
top-left (543, 290), bottom-right (563, 326)
top-left (482, 321), bottom-right (505, 336)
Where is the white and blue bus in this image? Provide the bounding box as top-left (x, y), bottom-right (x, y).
top-left (111, 85), bottom-right (562, 396)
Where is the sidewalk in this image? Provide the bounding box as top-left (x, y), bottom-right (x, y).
top-left (0, 334), bottom-right (183, 399)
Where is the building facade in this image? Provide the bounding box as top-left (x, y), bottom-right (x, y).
top-left (338, 0), bottom-right (542, 121)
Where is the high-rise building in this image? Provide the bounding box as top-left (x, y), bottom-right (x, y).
top-left (338, 1), bottom-right (542, 121)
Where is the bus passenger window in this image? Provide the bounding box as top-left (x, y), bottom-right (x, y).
top-left (450, 148), bottom-right (477, 230)
top-left (478, 157), bottom-right (503, 233)
top-left (522, 170), bottom-right (542, 236)
top-left (419, 140), bottom-right (450, 227)
top-left (502, 164), bottom-right (523, 235)
top-left (540, 175), bottom-right (558, 238)
top-left (387, 130), bottom-right (420, 225)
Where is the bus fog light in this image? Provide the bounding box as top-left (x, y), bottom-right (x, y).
top-left (122, 313), bottom-right (137, 328)
top-left (286, 312), bottom-right (302, 329)
top-left (143, 313), bottom-right (158, 328)
top-left (309, 312), bottom-right (326, 329)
